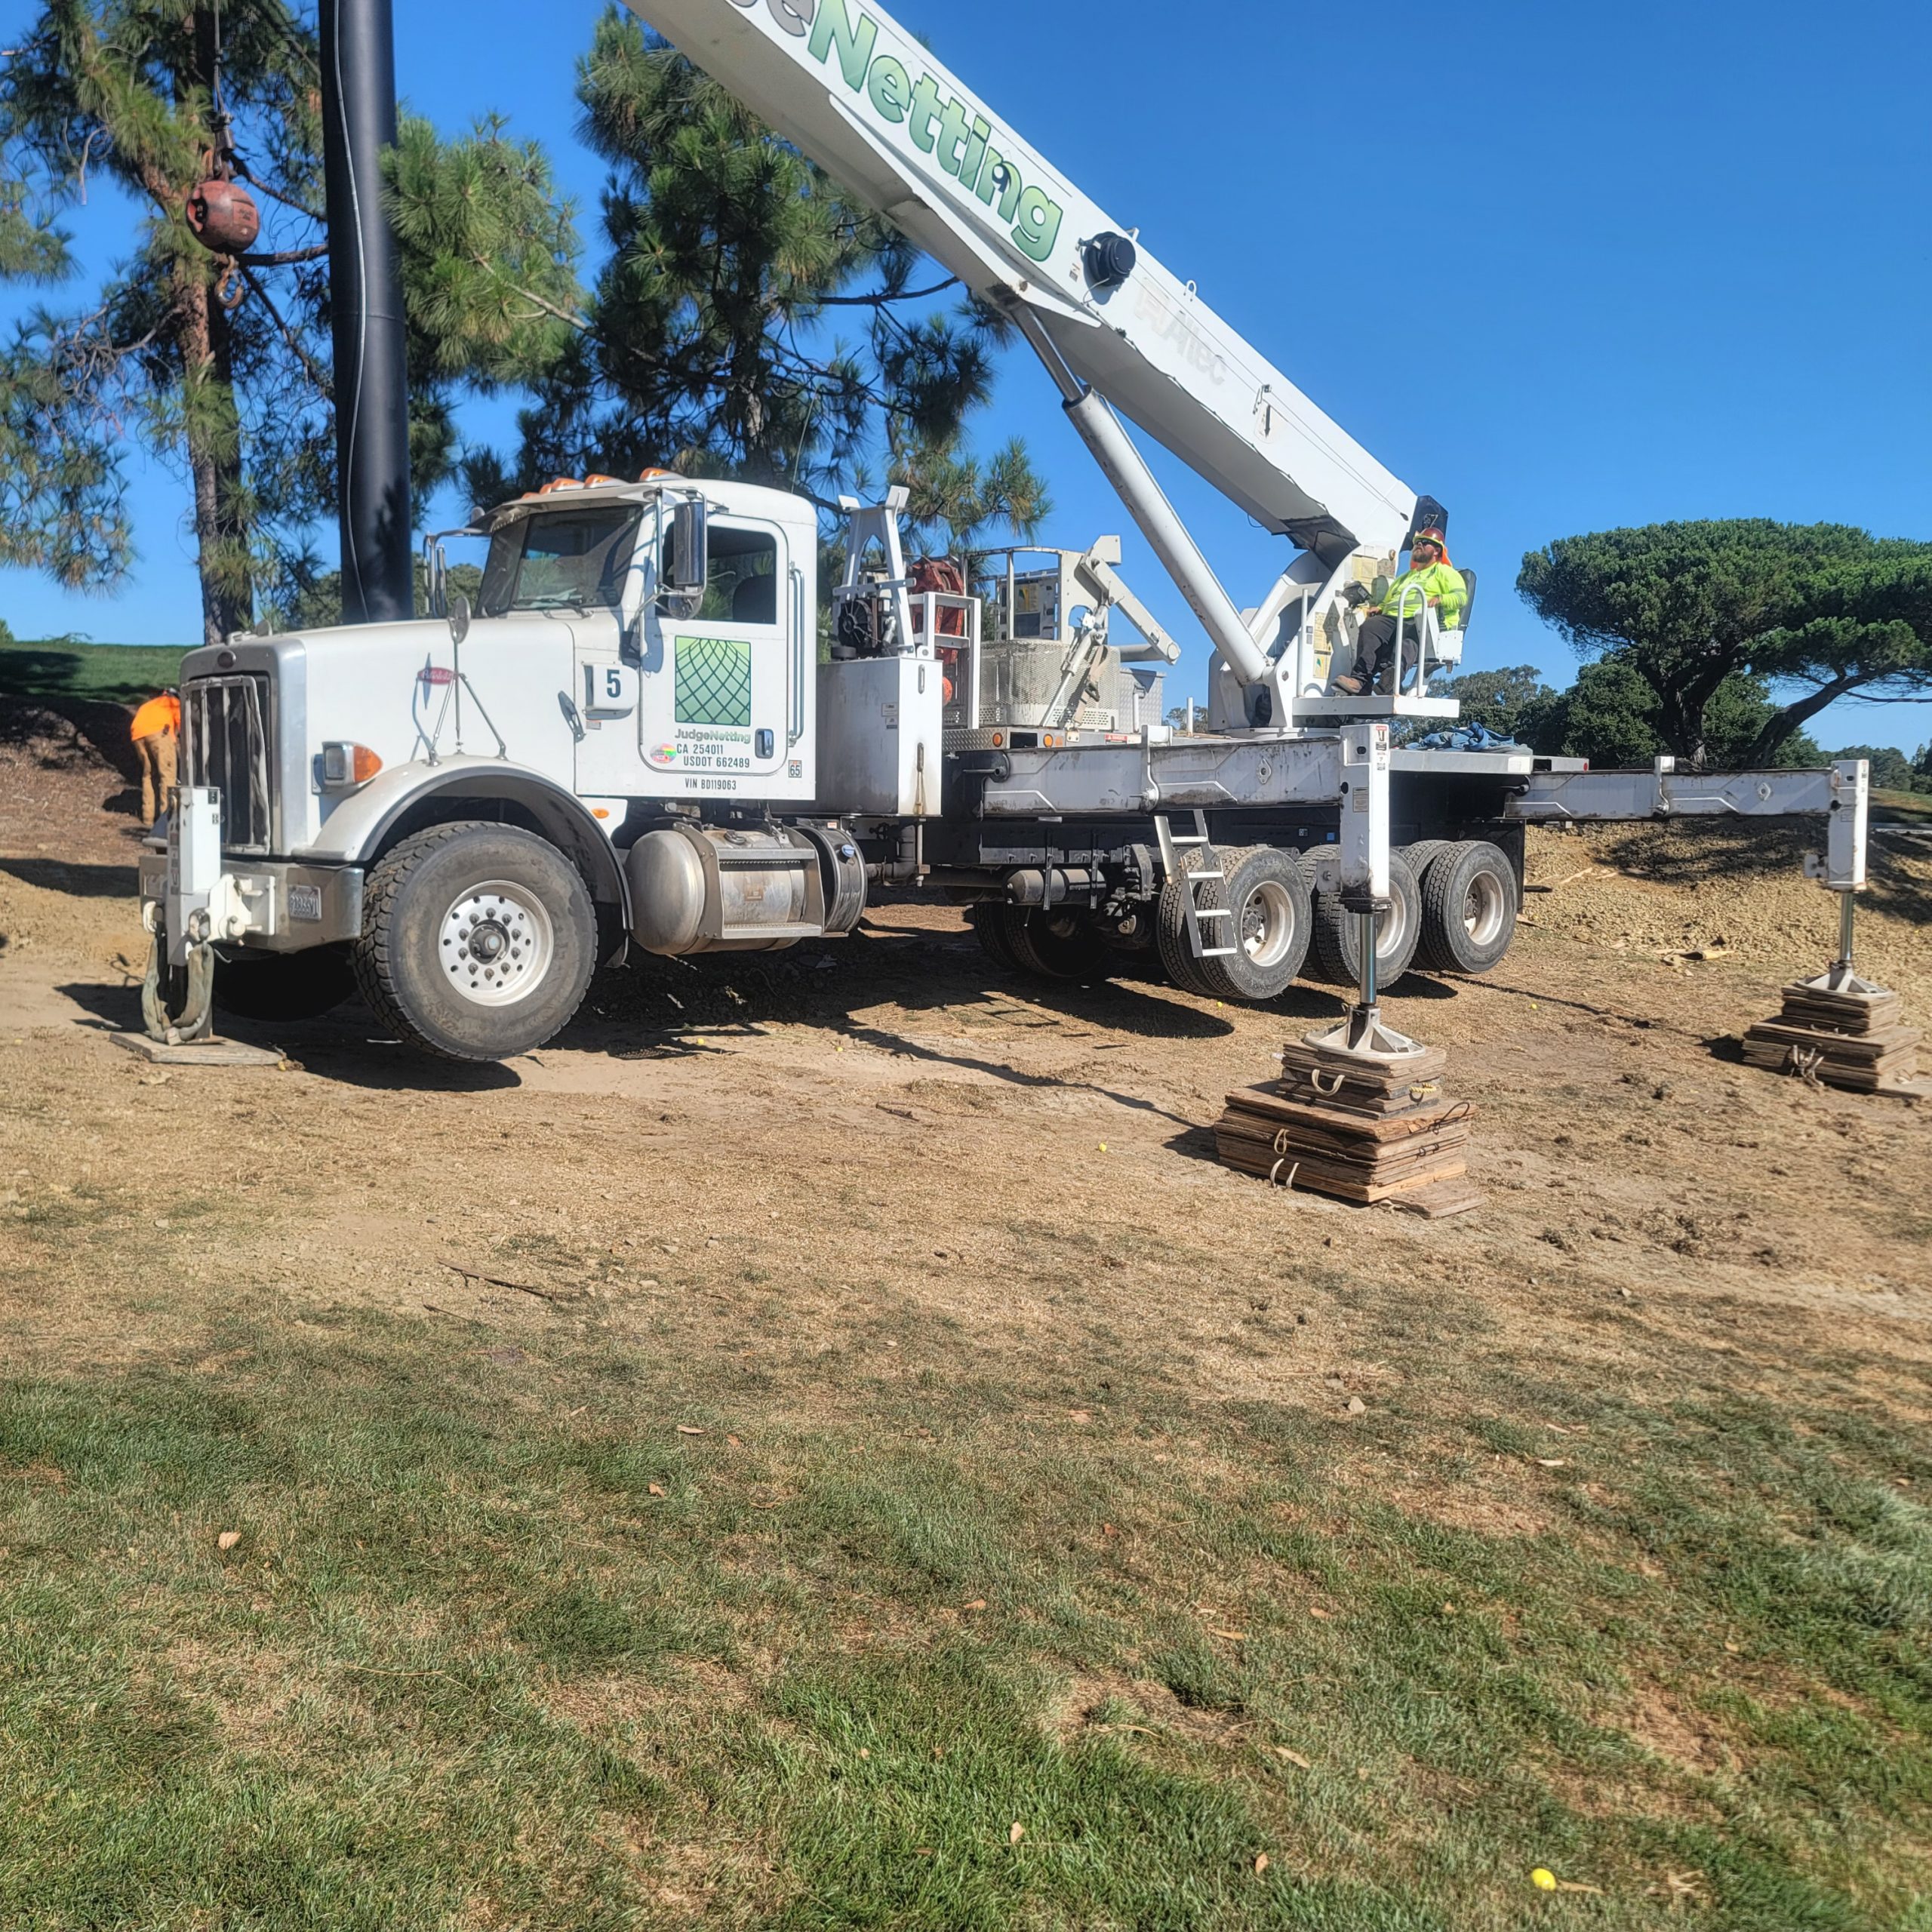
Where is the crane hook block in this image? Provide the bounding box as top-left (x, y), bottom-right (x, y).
top-left (185, 177), bottom-right (261, 256)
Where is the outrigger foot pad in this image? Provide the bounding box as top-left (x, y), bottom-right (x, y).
top-left (1305, 1003), bottom-right (1425, 1063)
top-left (1799, 962), bottom-right (1889, 1001)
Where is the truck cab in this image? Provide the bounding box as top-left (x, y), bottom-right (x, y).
top-left (146, 473), bottom-right (927, 1060)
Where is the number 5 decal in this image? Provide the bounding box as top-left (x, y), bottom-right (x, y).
top-left (584, 663), bottom-right (638, 717)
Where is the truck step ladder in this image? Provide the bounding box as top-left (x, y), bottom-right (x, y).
top-left (1155, 810), bottom-right (1237, 961)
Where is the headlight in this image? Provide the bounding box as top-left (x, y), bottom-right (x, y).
top-left (319, 742), bottom-right (383, 790)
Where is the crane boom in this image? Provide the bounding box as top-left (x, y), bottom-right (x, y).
top-left (623, 0), bottom-right (1418, 583)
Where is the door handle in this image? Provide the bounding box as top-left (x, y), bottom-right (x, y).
top-left (789, 565), bottom-right (807, 747)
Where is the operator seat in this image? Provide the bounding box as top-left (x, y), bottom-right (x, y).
top-left (732, 572), bottom-right (777, 625)
top-left (1412, 568), bottom-right (1477, 683)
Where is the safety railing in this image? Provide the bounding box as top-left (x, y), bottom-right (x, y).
top-left (909, 592), bottom-right (984, 730)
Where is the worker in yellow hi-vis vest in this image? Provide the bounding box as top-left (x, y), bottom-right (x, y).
top-left (130, 690), bottom-right (181, 826)
top-left (1333, 530), bottom-right (1467, 696)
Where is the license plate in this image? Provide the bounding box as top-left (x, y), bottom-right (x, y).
top-left (288, 883), bottom-right (323, 922)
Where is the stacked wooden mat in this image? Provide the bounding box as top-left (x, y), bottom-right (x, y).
top-left (1214, 1039), bottom-right (1482, 1217)
top-left (1743, 982), bottom-right (1928, 1097)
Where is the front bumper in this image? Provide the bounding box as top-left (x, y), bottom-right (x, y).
top-left (140, 795), bottom-right (364, 957)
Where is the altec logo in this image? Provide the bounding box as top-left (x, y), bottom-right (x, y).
top-left (724, 0), bottom-right (1066, 263)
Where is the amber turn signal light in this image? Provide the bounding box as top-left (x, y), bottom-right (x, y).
top-left (320, 742), bottom-right (383, 789)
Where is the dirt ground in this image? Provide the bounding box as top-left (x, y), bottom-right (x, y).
top-left (3, 709), bottom-right (1927, 1395)
top-left (6, 707), bottom-right (1932, 1925)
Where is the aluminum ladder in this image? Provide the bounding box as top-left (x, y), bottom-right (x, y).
top-left (1154, 810), bottom-right (1236, 961)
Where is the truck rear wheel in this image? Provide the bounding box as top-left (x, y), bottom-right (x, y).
top-left (998, 906), bottom-right (1111, 982)
top-left (1198, 845), bottom-right (1312, 1001)
top-left (1308, 850), bottom-right (1422, 988)
top-left (353, 823), bottom-right (597, 1062)
top-left (214, 944), bottom-right (355, 1023)
top-left (1419, 840), bottom-right (1518, 974)
top-left (1401, 840), bottom-right (1450, 889)
top-left (1155, 846), bottom-right (1224, 998)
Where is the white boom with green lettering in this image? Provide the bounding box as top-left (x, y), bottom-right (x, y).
top-left (624, 0), bottom-right (1416, 595)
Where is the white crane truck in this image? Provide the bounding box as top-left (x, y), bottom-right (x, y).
top-left (140, 0), bottom-right (1872, 1061)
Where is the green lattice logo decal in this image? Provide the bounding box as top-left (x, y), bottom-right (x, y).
top-left (675, 636), bottom-right (753, 728)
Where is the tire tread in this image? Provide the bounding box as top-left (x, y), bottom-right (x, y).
top-left (1308, 851), bottom-right (1422, 988)
top-left (352, 821), bottom-right (594, 1061)
top-left (1156, 847), bottom-right (1224, 996)
top-left (1418, 839), bottom-right (1518, 974)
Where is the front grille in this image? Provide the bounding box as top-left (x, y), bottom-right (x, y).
top-left (183, 673), bottom-right (275, 853)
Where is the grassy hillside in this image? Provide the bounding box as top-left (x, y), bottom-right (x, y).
top-left (0, 638), bottom-right (189, 708)
top-left (1872, 787), bottom-right (1932, 825)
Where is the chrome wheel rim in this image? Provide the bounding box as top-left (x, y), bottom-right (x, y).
top-left (1241, 878), bottom-right (1300, 971)
top-left (1463, 871), bottom-right (1510, 948)
top-left (1375, 893), bottom-right (1411, 962)
top-left (439, 881), bottom-right (554, 1007)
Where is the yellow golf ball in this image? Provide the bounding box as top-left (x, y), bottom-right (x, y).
top-left (1531, 1869), bottom-right (1558, 1892)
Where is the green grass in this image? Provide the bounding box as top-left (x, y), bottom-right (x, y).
top-left (2, 1284), bottom-right (1927, 1930)
top-left (1872, 787), bottom-right (1932, 825)
top-left (0, 635), bottom-right (190, 706)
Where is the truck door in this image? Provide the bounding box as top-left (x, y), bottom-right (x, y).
top-left (639, 517), bottom-right (791, 801)
top-left (571, 605), bottom-right (646, 799)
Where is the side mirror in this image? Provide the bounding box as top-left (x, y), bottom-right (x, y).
top-left (448, 590), bottom-right (472, 648)
top-left (664, 498), bottom-right (709, 599)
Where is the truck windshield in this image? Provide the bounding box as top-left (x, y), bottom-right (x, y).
top-left (481, 506), bottom-right (640, 615)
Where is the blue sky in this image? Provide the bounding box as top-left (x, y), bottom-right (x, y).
top-left (5, 0), bottom-right (1930, 755)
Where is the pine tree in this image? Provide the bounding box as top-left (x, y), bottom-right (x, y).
top-left (383, 112), bottom-right (583, 501)
top-left (0, 1), bottom-right (328, 640)
top-left (467, 9), bottom-right (1048, 555)
top-left (0, 2), bottom-right (580, 640)
top-left (1518, 521), bottom-right (1930, 768)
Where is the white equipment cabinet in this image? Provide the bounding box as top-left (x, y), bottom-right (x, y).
top-left (816, 656), bottom-right (944, 819)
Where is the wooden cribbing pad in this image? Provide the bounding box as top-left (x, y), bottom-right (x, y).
top-left (1741, 980), bottom-right (1922, 1097)
top-left (1744, 1020), bottom-right (1921, 1063)
top-left (1275, 1042), bottom-right (1451, 1117)
top-left (1774, 986), bottom-right (1901, 1036)
top-left (1213, 1083), bottom-right (1481, 1216)
top-left (1220, 1086), bottom-right (1475, 1149)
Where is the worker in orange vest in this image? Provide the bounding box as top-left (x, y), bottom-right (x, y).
top-left (130, 689), bottom-right (181, 826)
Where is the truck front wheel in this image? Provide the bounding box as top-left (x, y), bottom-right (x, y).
top-left (353, 823), bottom-right (597, 1061)
top-left (986, 904), bottom-right (1110, 981)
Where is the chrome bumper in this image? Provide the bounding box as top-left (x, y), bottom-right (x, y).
top-left (140, 801), bottom-right (364, 956)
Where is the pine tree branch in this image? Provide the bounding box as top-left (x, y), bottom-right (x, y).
top-left (238, 265), bottom-right (331, 395)
top-left (469, 254), bottom-right (592, 333)
top-left (814, 276), bottom-right (958, 307)
top-left (238, 243), bottom-right (329, 266)
top-left (232, 164), bottom-right (323, 220)
top-left (1744, 665), bottom-right (1931, 768)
